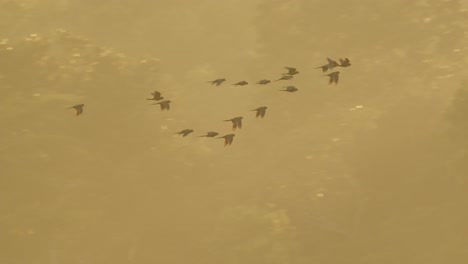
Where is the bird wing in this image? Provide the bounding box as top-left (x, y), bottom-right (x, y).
top-left (232, 121), bottom-right (237, 130)
top-left (260, 109), bottom-right (266, 118)
top-left (237, 119), bottom-right (242, 129)
top-left (335, 74), bottom-right (339, 84)
top-left (327, 57), bottom-right (336, 65)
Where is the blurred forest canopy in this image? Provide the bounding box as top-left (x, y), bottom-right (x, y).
top-left (1, 0), bottom-right (467, 263)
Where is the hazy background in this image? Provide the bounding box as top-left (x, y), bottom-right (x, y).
top-left (1, 0), bottom-right (467, 263)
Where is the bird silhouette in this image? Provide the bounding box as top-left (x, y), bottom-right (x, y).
top-left (256, 79), bottom-right (271, 85)
top-left (217, 134), bottom-right (235, 146)
top-left (315, 64), bottom-right (330, 72)
top-left (153, 100), bottom-right (171, 111)
top-left (280, 86), bottom-right (298, 92)
top-left (251, 106), bottom-right (268, 118)
top-left (324, 71), bottom-right (340, 85)
top-left (68, 104), bottom-right (84, 116)
top-left (338, 58), bottom-right (351, 67)
top-left (199, 131), bottom-right (219, 137)
top-left (175, 129), bottom-right (194, 137)
top-left (232, 81), bottom-right (248, 86)
top-left (224, 116), bottom-right (243, 131)
top-left (208, 78), bottom-right (226, 86)
top-left (283, 67), bottom-right (299, 75)
top-left (147, 91), bottom-right (164, 101)
top-left (315, 58), bottom-right (339, 72)
top-left (275, 75), bottom-right (294, 82)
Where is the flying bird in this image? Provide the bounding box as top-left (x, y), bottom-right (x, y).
top-left (208, 78), bottom-right (226, 86)
top-left (232, 81), bottom-right (248, 86)
top-left (338, 58), bottom-right (351, 67)
top-left (147, 91), bottom-right (164, 101)
top-left (174, 129), bottom-right (194, 137)
top-left (224, 116), bottom-right (243, 131)
top-left (199, 131), bottom-right (219, 137)
top-left (251, 106), bottom-right (268, 118)
top-left (283, 67), bottom-right (299, 75)
top-left (153, 100), bottom-right (171, 111)
top-left (256, 79), bottom-right (271, 85)
top-left (217, 134), bottom-right (235, 146)
top-left (275, 75), bottom-right (294, 82)
top-left (315, 64), bottom-right (331, 72)
top-left (315, 58), bottom-right (340, 72)
top-left (324, 71), bottom-right (340, 85)
top-left (68, 104), bottom-right (85, 116)
top-left (280, 86), bottom-right (298, 92)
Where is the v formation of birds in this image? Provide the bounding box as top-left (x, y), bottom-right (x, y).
top-left (69, 57), bottom-right (351, 146)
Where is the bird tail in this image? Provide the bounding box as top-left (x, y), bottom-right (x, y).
top-left (199, 135), bottom-right (207, 137)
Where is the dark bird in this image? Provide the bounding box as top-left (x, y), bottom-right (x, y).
top-left (174, 129), bottom-right (194, 137)
top-left (251, 106), bottom-right (268, 118)
top-left (338, 58), bottom-right (351, 67)
top-left (208, 78), bottom-right (226, 86)
top-left (315, 58), bottom-right (339, 72)
top-left (315, 64), bottom-right (331, 72)
top-left (217, 134), bottom-right (235, 146)
top-left (232, 81), bottom-right (248, 86)
top-left (199, 131), bottom-right (219, 137)
top-left (256, 79), bottom-right (271, 85)
top-left (283, 67), bottom-right (299, 75)
top-left (224, 116), bottom-right (243, 131)
top-left (147, 91), bottom-right (164, 101)
top-left (280, 86), bottom-right (298, 92)
top-left (68, 104), bottom-right (84, 116)
top-left (275, 75), bottom-right (294, 82)
top-left (153, 100), bottom-right (171, 111)
top-left (323, 71), bottom-right (340, 85)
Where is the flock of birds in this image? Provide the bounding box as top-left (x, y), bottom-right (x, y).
top-left (68, 57), bottom-right (351, 146)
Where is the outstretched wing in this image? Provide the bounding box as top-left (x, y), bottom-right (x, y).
top-left (75, 107), bottom-right (83, 116)
top-left (232, 121), bottom-right (238, 131)
top-left (327, 57), bottom-right (336, 65)
top-left (237, 119), bottom-right (242, 129)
